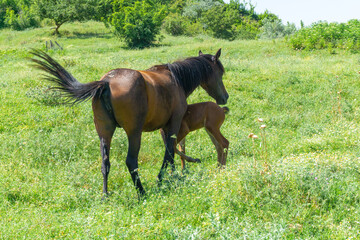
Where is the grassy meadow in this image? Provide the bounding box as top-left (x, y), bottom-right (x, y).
top-left (1, 21), bottom-right (360, 239)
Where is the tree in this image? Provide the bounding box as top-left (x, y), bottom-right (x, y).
top-left (0, 0), bottom-right (16, 28)
top-left (258, 18), bottom-right (296, 39)
top-left (33, 0), bottom-right (98, 34)
top-left (182, 0), bottom-right (221, 21)
top-left (201, 4), bottom-right (239, 40)
top-left (0, 0), bottom-right (39, 30)
top-left (108, 0), bottom-right (166, 48)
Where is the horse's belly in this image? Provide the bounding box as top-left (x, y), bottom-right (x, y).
top-left (143, 110), bottom-right (171, 132)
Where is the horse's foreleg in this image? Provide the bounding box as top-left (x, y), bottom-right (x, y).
top-left (158, 133), bottom-right (176, 183)
top-left (126, 131), bottom-right (145, 197)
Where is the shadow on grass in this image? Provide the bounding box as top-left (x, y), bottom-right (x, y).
top-left (119, 42), bottom-right (173, 51)
top-left (61, 31), bottom-right (113, 40)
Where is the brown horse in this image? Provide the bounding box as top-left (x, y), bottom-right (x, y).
top-left (172, 102), bottom-right (229, 169)
top-left (30, 49), bottom-right (228, 197)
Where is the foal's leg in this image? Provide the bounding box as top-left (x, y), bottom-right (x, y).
top-left (175, 139), bottom-right (201, 169)
top-left (162, 129), bottom-right (200, 170)
top-left (126, 130), bottom-right (145, 196)
top-left (178, 138), bottom-right (186, 169)
top-left (176, 123), bottom-right (189, 170)
top-left (205, 127), bottom-right (229, 167)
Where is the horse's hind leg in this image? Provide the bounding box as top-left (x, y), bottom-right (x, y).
top-left (205, 127), bottom-right (229, 167)
top-left (126, 130), bottom-right (145, 196)
top-left (94, 119), bottom-right (116, 195)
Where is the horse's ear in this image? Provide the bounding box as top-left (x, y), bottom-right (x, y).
top-left (199, 50), bottom-right (203, 56)
top-left (212, 48), bottom-right (221, 62)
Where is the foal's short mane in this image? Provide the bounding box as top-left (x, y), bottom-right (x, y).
top-left (152, 54), bottom-right (224, 96)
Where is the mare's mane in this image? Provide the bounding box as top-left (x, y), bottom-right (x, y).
top-left (149, 54), bottom-right (224, 96)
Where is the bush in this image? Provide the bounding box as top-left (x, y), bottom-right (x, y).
top-left (288, 20), bottom-right (360, 51)
top-left (163, 12), bottom-right (203, 36)
top-left (162, 13), bottom-right (186, 36)
top-left (109, 0), bottom-right (166, 48)
top-left (235, 18), bottom-right (260, 39)
top-left (4, 5), bottom-right (39, 30)
top-left (201, 0), bottom-right (268, 40)
top-left (258, 18), bottom-right (296, 40)
top-left (1, 0), bottom-right (39, 30)
top-left (201, 4), bottom-right (238, 40)
top-left (182, 0), bottom-right (221, 21)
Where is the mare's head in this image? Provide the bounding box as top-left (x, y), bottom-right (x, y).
top-left (198, 48), bottom-right (228, 105)
top-left (167, 48), bottom-right (228, 105)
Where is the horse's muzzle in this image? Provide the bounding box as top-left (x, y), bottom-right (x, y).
top-left (217, 93), bottom-right (229, 105)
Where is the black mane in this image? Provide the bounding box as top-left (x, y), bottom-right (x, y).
top-left (163, 54), bottom-right (224, 96)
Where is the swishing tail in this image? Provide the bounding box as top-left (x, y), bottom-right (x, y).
top-left (222, 106), bottom-right (230, 114)
top-left (30, 49), bottom-right (108, 104)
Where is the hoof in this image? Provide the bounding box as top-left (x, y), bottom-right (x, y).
top-left (101, 193), bottom-right (110, 203)
top-left (195, 158), bottom-right (201, 163)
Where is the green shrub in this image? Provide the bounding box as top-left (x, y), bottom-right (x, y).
top-left (163, 12), bottom-right (204, 36)
top-left (0, 0), bottom-right (39, 30)
top-left (258, 18), bottom-right (296, 39)
top-left (183, 21), bottom-right (204, 36)
top-left (182, 0), bottom-right (221, 21)
top-left (288, 20), bottom-right (360, 51)
top-left (109, 0), bottom-right (166, 48)
top-left (235, 18), bottom-right (260, 39)
top-left (201, 4), bottom-right (238, 40)
top-left (201, 0), bottom-right (266, 40)
top-left (163, 12), bottom-right (186, 36)
top-left (4, 4), bottom-right (39, 30)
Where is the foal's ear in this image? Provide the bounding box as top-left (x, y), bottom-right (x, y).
top-left (199, 50), bottom-right (203, 56)
top-left (212, 48), bottom-right (221, 62)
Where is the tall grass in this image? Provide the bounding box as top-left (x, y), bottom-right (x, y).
top-left (1, 21), bottom-right (360, 238)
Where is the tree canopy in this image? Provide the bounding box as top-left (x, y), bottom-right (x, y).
top-left (33, 0), bottom-right (98, 34)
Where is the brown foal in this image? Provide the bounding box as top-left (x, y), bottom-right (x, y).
top-left (175, 101), bottom-right (229, 169)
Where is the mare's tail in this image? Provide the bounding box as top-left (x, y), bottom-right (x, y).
top-left (222, 106), bottom-right (229, 114)
top-left (30, 49), bottom-right (108, 104)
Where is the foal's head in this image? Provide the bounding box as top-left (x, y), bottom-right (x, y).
top-left (198, 48), bottom-right (228, 105)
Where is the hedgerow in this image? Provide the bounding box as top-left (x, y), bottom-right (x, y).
top-left (288, 20), bottom-right (360, 51)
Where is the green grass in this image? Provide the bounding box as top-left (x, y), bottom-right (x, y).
top-left (1, 21), bottom-right (360, 239)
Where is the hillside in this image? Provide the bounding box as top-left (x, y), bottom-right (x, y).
top-left (1, 21), bottom-right (359, 239)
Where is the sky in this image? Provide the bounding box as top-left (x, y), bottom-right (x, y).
top-left (225, 0), bottom-right (360, 27)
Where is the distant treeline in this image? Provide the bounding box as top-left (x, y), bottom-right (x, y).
top-left (0, 0), bottom-right (290, 47)
top-left (2, 0), bottom-right (358, 51)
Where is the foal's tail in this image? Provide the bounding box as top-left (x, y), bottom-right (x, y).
top-left (30, 49), bottom-right (108, 104)
top-left (222, 106), bottom-right (230, 114)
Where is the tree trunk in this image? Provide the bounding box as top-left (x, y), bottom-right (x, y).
top-left (54, 22), bottom-right (63, 35)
